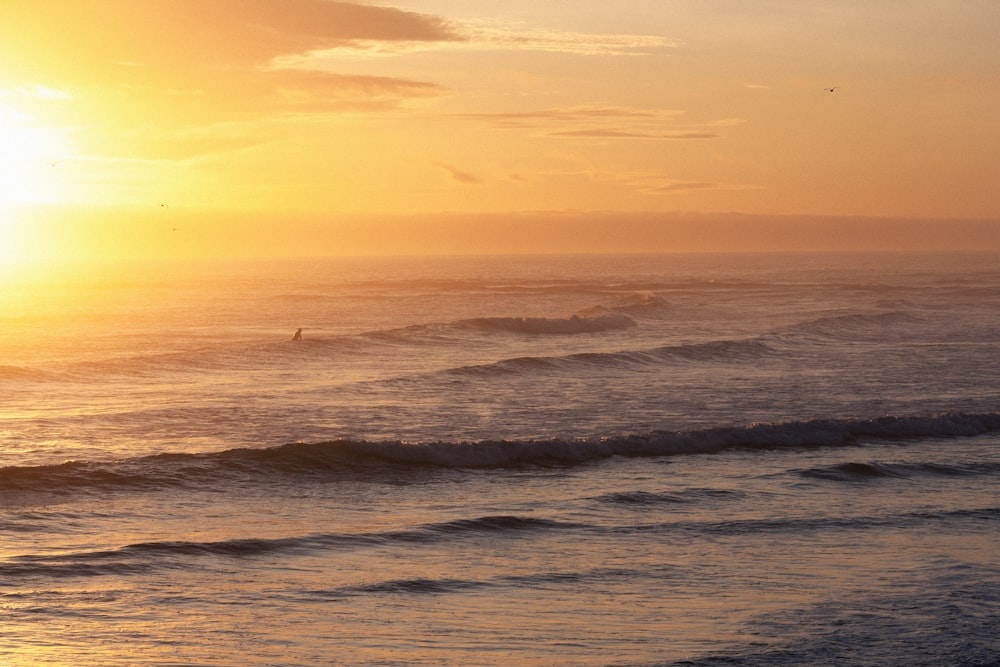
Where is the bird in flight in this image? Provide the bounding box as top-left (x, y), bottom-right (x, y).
top-left (824, 87), bottom-right (838, 93)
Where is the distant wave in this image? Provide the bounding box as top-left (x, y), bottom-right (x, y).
top-left (460, 310), bottom-right (635, 335)
top-left (0, 365), bottom-right (62, 382)
top-left (785, 310), bottom-right (923, 340)
top-left (0, 365), bottom-right (34, 380)
top-left (336, 277), bottom-right (681, 297)
top-left (2, 413), bottom-right (998, 497)
top-left (609, 292), bottom-right (672, 314)
top-left (449, 337), bottom-right (774, 376)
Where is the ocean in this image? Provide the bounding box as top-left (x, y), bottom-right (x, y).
top-left (1, 251), bottom-right (998, 666)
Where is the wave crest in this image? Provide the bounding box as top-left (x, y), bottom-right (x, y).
top-left (2, 413), bottom-right (998, 496)
top-left (461, 311), bottom-right (635, 335)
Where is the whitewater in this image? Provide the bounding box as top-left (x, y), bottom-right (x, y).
top-left (0, 252), bottom-right (998, 666)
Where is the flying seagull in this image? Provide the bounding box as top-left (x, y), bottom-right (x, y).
top-left (824, 87), bottom-right (838, 93)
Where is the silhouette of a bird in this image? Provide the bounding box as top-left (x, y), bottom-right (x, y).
top-left (824, 87), bottom-right (838, 93)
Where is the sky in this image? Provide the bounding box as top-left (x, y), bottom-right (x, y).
top-left (2, 0), bottom-right (1000, 260)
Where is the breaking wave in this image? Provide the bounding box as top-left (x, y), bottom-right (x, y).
top-left (2, 412), bottom-right (998, 496)
top-left (460, 310), bottom-right (635, 335)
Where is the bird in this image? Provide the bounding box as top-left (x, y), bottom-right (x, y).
top-left (824, 87), bottom-right (838, 93)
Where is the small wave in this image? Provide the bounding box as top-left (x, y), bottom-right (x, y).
top-left (331, 566), bottom-right (643, 597)
top-left (0, 365), bottom-right (63, 382)
top-left (420, 515), bottom-right (568, 535)
top-left (599, 490), bottom-right (691, 506)
top-left (0, 514), bottom-right (579, 581)
top-left (346, 577), bottom-right (484, 595)
top-left (800, 459), bottom-right (1000, 482)
top-left (626, 506), bottom-right (1000, 538)
top-left (799, 462), bottom-right (907, 481)
top-left (0, 560), bottom-right (155, 579)
top-left (597, 488), bottom-right (743, 506)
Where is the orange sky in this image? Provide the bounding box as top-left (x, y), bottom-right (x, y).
top-left (2, 1), bottom-right (999, 260)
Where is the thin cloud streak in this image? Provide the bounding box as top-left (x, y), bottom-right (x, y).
top-left (552, 129), bottom-right (719, 140)
top-left (437, 163), bottom-right (482, 185)
top-left (461, 106), bottom-right (685, 129)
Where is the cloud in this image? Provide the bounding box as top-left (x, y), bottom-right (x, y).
top-left (0, 1), bottom-right (461, 161)
top-left (0, 2), bottom-right (459, 99)
top-left (437, 163), bottom-right (482, 185)
top-left (461, 22), bottom-right (679, 57)
top-left (1, 1), bottom-right (462, 72)
top-left (557, 169), bottom-right (756, 196)
top-left (265, 70), bottom-right (446, 111)
top-left (286, 20), bottom-right (678, 62)
top-left (462, 106), bottom-right (734, 142)
top-left (646, 181), bottom-right (719, 193)
top-left (462, 106), bottom-right (684, 129)
top-left (634, 178), bottom-right (763, 195)
top-left (553, 129), bottom-right (719, 140)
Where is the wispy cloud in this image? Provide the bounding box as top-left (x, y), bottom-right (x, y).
top-left (553, 129), bottom-right (718, 140)
top-left (462, 106), bottom-right (684, 129)
top-left (643, 180), bottom-right (720, 193)
top-left (533, 169), bottom-right (758, 197)
top-left (634, 177), bottom-right (762, 195)
top-left (436, 163), bottom-right (482, 185)
top-left (462, 23), bottom-right (679, 57)
top-left (265, 71), bottom-right (446, 111)
top-left (462, 106), bottom-right (737, 141)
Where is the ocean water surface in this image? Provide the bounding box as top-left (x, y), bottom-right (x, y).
top-left (1, 252), bottom-right (998, 665)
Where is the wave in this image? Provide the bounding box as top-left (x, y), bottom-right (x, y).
top-left (8, 503), bottom-right (998, 584)
top-left (660, 506), bottom-right (1000, 537)
top-left (449, 337), bottom-right (775, 377)
top-left (2, 412), bottom-right (998, 496)
top-left (459, 310), bottom-right (635, 335)
top-left (596, 488), bottom-right (744, 506)
top-left (0, 364), bottom-right (64, 382)
top-left (784, 310), bottom-right (923, 340)
top-left (328, 566), bottom-right (644, 598)
top-left (609, 292), bottom-right (672, 314)
top-left (799, 459), bottom-right (1000, 482)
top-left (0, 514), bottom-right (578, 580)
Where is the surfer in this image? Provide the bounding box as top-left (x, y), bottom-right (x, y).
top-left (291, 328), bottom-right (302, 340)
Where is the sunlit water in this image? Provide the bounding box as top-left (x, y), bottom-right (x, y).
top-left (1, 252), bottom-right (998, 665)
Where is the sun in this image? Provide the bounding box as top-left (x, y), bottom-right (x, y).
top-left (0, 106), bottom-right (75, 264)
top-left (0, 107), bottom-right (72, 206)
